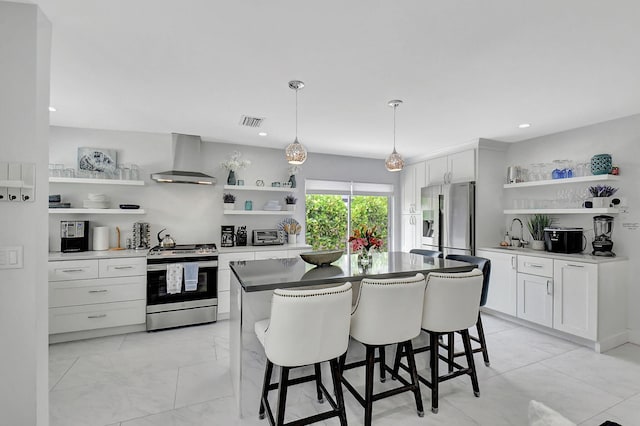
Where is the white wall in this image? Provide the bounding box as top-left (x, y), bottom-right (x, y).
top-left (48, 126), bottom-right (401, 251)
top-left (504, 114), bottom-right (640, 342)
top-left (0, 2), bottom-right (51, 425)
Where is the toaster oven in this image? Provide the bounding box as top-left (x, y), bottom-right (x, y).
top-left (543, 227), bottom-right (584, 254)
top-left (252, 229), bottom-right (285, 246)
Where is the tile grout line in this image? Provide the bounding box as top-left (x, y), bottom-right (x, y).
top-left (173, 367), bottom-right (180, 409)
top-left (51, 356), bottom-right (80, 391)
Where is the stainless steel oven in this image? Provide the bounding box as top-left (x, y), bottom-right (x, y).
top-left (146, 244), bottom-right (218, 331)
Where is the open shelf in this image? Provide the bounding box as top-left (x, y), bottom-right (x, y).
top-left (49, 208), bottom-right (146, 215)
top-left (503, 174), bottom-right (619, 189)
top-left (503, 208), bottom-right (620, 215)
top-left (49, 177), bottom-right (145, 186)
top-left (223, 185), bottom-right (294, 192)
top-left (223, 210), bottom-right (295, 215)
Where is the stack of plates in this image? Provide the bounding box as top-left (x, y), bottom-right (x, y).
top-left (263, 200), bottom-right (282, 211)
top-left (84, 193), bottom-right (109, 209)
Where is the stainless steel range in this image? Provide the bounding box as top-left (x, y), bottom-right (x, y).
top-left (146, 243), bottom-right (218, 331)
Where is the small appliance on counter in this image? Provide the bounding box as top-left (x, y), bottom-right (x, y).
top-left (236, 226), bottom-right (247, 246)
top-left (252, 229), bottom-right (285, 246)
top-left (543, 227), bottom-right (584, 254)
top-left (592, 215), bottom-right (615, 256)
top-left (132, 222), bottom-right (150, 250)
top-left (60, 220), bottom-right (89, 252)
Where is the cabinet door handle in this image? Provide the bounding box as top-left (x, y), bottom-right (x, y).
top-left (546, 280), bottom-right (553, 295)
top-left (87, 314), bottom-right (107, 319)
top-left (88, 289), bottom-right (108, 293)
top-left (511, 256), bottom-right (516, 269)
top-left (113, 266), bottom-right (134, 270)
top-left (525, 263), bottom-right (543, 268)
top-left (566, 263), bottom-right (585, 268)
top-left (61, 268), bottom-right (85, 273)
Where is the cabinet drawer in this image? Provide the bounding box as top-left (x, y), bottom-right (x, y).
top-left (518, 256), bottom-right (553, 277)
top-left (49, 276), bottom-right (146, 308)
top-left (99, 257), bottom-right (146, 278)
top-left (49, 300), bottom-right (146, 334)
top-left (219, 252), bottom-right (255, 269)
top-left (254, 250), bottom-right (288, 260)
top-left (48, 260), bottom-right (99, 282)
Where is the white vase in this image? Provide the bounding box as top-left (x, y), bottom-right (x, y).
top-left (531, 240), bottom-right (545, 251)
top-left (286, 204), bottom-right (296, 211)
top-left (288, 234), bottom-right (296, 245)
top-left (591, 197), bottom-right (610, 208)
top-left (223, 203), bottom-right (235, 210)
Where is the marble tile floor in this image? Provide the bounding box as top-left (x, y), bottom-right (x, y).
top-left (49, 314), bottom-right (640, 426)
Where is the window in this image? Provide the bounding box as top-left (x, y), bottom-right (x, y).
top-left (305, 180), bottom-right (393, 251)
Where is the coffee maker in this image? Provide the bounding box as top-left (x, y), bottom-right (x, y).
top-left (592, 215), bottom-right (615, 257)
top-left (61, 220), bottom-right (89, 252)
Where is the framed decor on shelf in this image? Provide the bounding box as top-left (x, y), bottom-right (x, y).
top-left (77, 147), bottom-right (117, 173)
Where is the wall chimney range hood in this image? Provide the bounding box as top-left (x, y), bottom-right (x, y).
top-left (151, 133), bottom-right (216, 185)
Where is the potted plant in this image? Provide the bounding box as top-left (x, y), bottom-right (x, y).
top-left (223, 192), bottom-right (236, 210)
top-left (588, 185), bottom-right (618, 208)
top-left (527, 214), bottom-right (554, 250)
top-left (284, 194), bottom-right (297, 211)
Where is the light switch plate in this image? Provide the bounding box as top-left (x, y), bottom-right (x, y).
top-left (0, 246), bottom-right (23, 269)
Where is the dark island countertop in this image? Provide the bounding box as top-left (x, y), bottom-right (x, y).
top-left (229, 251), bottom-right (475, 292)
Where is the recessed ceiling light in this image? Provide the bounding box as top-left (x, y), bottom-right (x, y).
top-left (518, 123), bottom-right (531, 129)
top-left (258, 132), bottom-right (267, 136)
top-left (48, 106), bottom-right (57, 112)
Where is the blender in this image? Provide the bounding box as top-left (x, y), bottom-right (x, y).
top-left (592, 215), bottom-right (615, 256)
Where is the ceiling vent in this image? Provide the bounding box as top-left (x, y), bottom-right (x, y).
top-left (239, 115), bottom-right (265, 128)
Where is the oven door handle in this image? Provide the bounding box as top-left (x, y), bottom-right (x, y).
top-left (147, 260), bottom-right (218, 271)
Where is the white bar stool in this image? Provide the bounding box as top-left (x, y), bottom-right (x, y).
top-left (255, 282), bottom-right (352, 426)
top-left (340, 273), bottom-right (426, 426)
top-left (392, 269), bottom-right (484, 414)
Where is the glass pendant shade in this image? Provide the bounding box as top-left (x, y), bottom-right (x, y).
top-left (285, 138), bottom-right (307, 165)
top-left (385, 149), bottom-right (404, 171)
top-left (285, 80), bottom-right (308, 165)
top-left (385, 99), bottom-right (404, 172)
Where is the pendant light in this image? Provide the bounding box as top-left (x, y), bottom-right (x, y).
top-left (285, 80), bottom-right (308, 165)
top-left (385, 99), bottom-right (404, 172)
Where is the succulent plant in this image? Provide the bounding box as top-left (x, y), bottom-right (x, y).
top-left (223, 192), bottom-right (236, 203)
top-left (527, 214), bottom-right (555, 241)
top-left (285, 194), bottom-right (297, 204)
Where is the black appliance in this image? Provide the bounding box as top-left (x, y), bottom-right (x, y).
top-left (592, 215), bottom-right (615, 256)
top-left (60, 220), bottom-right (89, 252)
top-left (146, 243), bottom-right (218, 331)
top-left (543, 227), bottom-right (584, 254)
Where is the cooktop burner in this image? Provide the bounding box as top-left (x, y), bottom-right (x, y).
top-left (147, 243), bottom-right (218, 257)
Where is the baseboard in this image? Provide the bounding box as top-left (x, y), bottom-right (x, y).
top-left (595, 331), bottom-right (629, 353)
top-left (628, 329), bottom-right (640, 345)
top-left (49, 323), bottom-right (146, 344)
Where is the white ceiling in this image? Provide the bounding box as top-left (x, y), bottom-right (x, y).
top-left (35, 0), bottom-right (640, 161)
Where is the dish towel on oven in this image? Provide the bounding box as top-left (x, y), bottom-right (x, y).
top-left (183, 262), bottom-right (199, 291)
top-left (166, 263), bottom-right (183, 294)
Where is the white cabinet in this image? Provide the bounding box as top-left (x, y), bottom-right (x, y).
top-left (517, 273), bottom-right (553, 327)
top-left (477, 249), bottom-right (517, 316)
top-left (48, 257), bottom-right (146, 336)
top-left (400, 214), bottom-right (421, 253)
top-left (426, 149), bottom-right (475, 186)
top-left (553, 260), bottom-right (597, 340)
top-left (401, 162), bottom-right (425, 214)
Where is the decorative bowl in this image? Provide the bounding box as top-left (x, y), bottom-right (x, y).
top-left (299, 250), bottom-right (343, 266)
top-left (590, 154), bottom-right (612, 175)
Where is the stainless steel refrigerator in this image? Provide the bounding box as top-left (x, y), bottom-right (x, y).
top-left (420, 181), bottom-right (475, 256)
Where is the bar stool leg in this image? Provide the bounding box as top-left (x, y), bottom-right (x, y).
top-left (391, 342), bottom-right (404, 380)
top-left (405, 340), bottom-right (424, 417)
top-left (259, 359), bottom-right (273, 419)
top-left (430, 331), bottom-right (439, 414)
top-left (364, 345), bottom-right (376, 426)
top-left (276, 366), bottom-right (290, 426)
top-left (476, 313), bottom-right (490, 366)
top-left (378, 346), bottom-right (387, 382)
top-left (447, 332), bottom-right (455, 373)
top-left (314, 363), bottom-right (324, 403)
top-left (461, 329), bottom-right (480, 397)
top-left (330, 358), bottom-right (348, 426)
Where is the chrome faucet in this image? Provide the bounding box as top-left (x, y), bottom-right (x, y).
top-left (510, 218), bottom-right (527, 247)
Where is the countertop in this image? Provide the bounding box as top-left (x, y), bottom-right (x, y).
top-left (477, 247), bottom-right (627, 264)
top-left (49, 249), bottom-right (147, 261)
top-left (218, 243), bottom-right (311, 254)
top-left (229, 251), bottom-right (475, 292)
